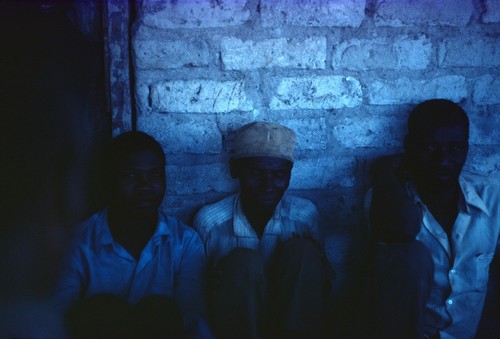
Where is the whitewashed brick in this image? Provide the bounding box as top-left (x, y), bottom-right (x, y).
top-left (439, 38), bottom-right (500, 68)
top-left (138, 0), bottom-right (250, 29)
top-left (270, 76), bottom-right (362, 110)
top-left (221, 36), bottom-right (326, 70)
top-left (286, 118), bottom-right (328, 151)
top-left (483, 0), bottom-right (500, 23)
top-left (469, 112), bottom-right (500, 145)
top-left (260, 0), bottom-right (365, 27)
top-left (375, 0), bottom-right (473, 27)
top-left (333, 35), bottom-right (432, 70)
top-left (473, 75), bottom-right (500, 105)
top-left (134, 39), bottom-right (209, 69)
top-left (291, 155), bottom-right (357, 189)
top-left (465, 147), bottom-right (500, 176)
top-left (368, 76), bottom-right (467, 105)
top-left (167, 163), bottom-right (236, 195)
top-left (138, 113), bottom-right (221, 154)
top-left (332, 115), bottom-right (406, 149)
top-left (150, 80), bottom-right (253, 113)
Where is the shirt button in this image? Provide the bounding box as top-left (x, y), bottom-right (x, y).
top-left (447, 299), bottom-right (453, 305)
top-left (450, 269), bottom-right (457, 274)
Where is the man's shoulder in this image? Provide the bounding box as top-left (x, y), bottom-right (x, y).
top-left (72, 211), bottom-right (107, 241)
top-left (462, 172), bottom-right (500, 192)
top-left (281, 194), bottom-right (319, 221)
top-left (158, 212), bottom-right (199, 239)
top-left (193, 195), bottom-right (236, 232)
top-left (461, 173), bottom-right (500, 211)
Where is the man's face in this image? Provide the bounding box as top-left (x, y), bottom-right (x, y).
top-left (233, 156), bottom-right (292, 213)
top-left (109, 150), bottom-right (166, 216)
top-left (406, 124), bottom-right (468, 187)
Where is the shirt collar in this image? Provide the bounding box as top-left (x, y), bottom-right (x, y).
top-left (408, 176), bottom-right (490, 217)
top-left (233, 194), bottom-right (284, 237)
top-left (94, 210), bottom-right (170, 249)
top-left (459, 176), bottom-right (490, 216)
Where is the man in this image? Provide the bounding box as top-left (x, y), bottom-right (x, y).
top-left (193, 122), bottom-right (331, 339)
top-left (368, 99), bottom-right (500, 338)
top-left (53, 131), bottom-right (209, 338)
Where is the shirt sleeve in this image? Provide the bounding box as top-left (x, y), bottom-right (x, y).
top-left (51, 245), bottom-right (87, 312)
top-left (174, 225), bottom-right (213, 339)
top-left (174, 225), bottom-right (207, 317)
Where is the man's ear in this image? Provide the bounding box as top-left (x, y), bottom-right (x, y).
top-left (229, 159), bottom-right (239, 179)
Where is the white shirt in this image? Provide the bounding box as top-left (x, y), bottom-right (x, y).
top-left (366, 173), bottom-right (500, 338)
top-left (193, 193), bottom-right (321, 266)
top-left (53, 210), bottom-right (209, 337)
top-left (412, 174), bottom-right (500, 338)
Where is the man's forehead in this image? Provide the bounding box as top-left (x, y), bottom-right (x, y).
top-left (240, 156), bottom-right (292, 169)
top-left (115, 150), bottom-right (165, 167)
top-left (414, 124), bottom-right (468, 140)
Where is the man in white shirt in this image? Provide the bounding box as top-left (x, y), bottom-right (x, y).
top-left (194, 122), bottom-right (332, 339)
top-left (368, 99), bottom-right (500, 338)
top-left (54, 131), bottom-right (210, 338)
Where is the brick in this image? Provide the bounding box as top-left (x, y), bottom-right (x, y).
top-left (166, 162), bottom-right (236, 195)
top-left (137, 113), bottom-right (221, 154)
top-left (483, 0), bottom-right (500, 23)
top-left (332, 35), bottom-right (432, 70)
top-left (286, 118), bottom-right (328, 151)
top-left (439, 38), bottom-right (500, 68)
top-left (469, 111), bottom-right (500, 145)
top-left (331, 114), bottom-right (406, 149)
top-left (375, 0), bottom-right (473, 27)
top-left (473, 75), bottom-right (500, 105)
top-left (163, 192), bottom-right (229, 223)
top-left (290, 155), bottom-right (357, 189)
top-left (260, 0), bottom-right (365, 27)
top-left (150, 80), bottom-right (253, 113)
top-left (270, 76), bottom-right (362, 110)
top-left (466, 146), bottom-right (500, 176)
top-left (221, 36), bottom-right (326, 70)
top-left (368, 76), bottom-right (467, 105)
top-left (138, 0), bottom-right (250, 29)
top-left (133, 38), bottom-right (209, 69)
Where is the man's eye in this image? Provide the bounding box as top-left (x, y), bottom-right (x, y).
top-left (122, 171), bottom-right (136, 179)
top-left (422, 144), bottom-right (436, 153)
top-left (274, 171), bottom-right (287, 178)
top-left (450, 144), bottom-right (466, 152)
top-left (249, 169), bottom-right (263, 177)
top-left (149, 168), bottom-right (164, 178)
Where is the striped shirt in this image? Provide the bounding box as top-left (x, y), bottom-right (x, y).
top-left (193, 193), bottom-right (321, 266)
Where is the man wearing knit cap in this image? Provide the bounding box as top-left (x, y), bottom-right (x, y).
top-left (194, 122), bottom-right (331, 339)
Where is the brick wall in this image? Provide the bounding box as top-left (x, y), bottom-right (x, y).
top-left (130, 0), bottom-right (500, 290)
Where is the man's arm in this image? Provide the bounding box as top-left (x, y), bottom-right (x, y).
top-left (174, 224), bottom-right (214, 338)
top-left (51, 247), bottom-right (87, 311)
top-left (174, 226), bottom-right (207, 316)
top-left (369, 155), bottom-right (421, 243)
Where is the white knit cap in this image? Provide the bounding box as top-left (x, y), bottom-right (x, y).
top-left (230, 122), bottom-right (296, 162)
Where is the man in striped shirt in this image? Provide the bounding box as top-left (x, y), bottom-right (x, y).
top-left (194, 122), bottom-right (332, 339)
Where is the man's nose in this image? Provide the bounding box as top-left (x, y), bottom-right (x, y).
top-left (434, 146), bottom-right (451, 164)
top-left (262, 173), bottom-right (275, 190)
top-left (136, 172), bottom-right (153, 185)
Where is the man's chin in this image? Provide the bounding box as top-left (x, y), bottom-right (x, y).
top-left (127, 204), bottom-right (160, 218)
top-left (428, 174), bottom-right (460, 187)
top-left (256, 199), bottom-right (280, 212)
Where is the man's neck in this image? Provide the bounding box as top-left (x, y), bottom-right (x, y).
top-left (240, 199), bottom-right (275, 238)
top-left (107, 209), bottom-right (158, 259)
top-left (417, 179), bottom-right (461, 236)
